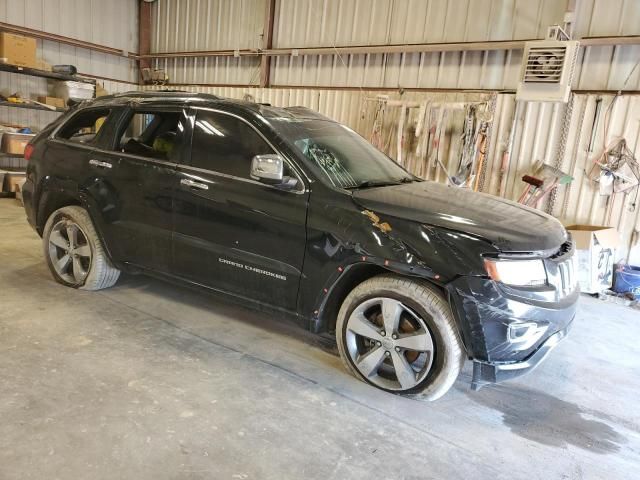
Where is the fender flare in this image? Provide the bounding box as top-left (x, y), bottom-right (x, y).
top-left (310, 258), bottom-right (445, 333)
top-left (36, 177), bottom-right (119, 267)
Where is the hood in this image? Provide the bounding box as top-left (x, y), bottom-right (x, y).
top-left (351, 181), bottom-right (567, 252)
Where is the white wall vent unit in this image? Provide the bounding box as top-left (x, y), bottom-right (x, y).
top-left (516, 40), bottom-right (580, 103)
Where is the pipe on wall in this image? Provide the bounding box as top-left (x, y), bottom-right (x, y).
top-left (138, 36), bottom-right (640, 60)
top-left (0, 22), bottom-right (138, 60)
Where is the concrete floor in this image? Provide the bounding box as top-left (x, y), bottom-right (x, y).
top-left (0, 199), bottom-right (639, 480)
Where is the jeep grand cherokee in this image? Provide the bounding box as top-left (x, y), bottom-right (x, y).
top-left (22, 92), bottom-right (579, 400)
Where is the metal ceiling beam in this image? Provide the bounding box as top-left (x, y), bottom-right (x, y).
top-left (138, 0), bottom-right (153, 77)
top-left (580, 35), bottom-right (640, 46)
top-left (260, 0), bottom-right (277, 88)
top-left (264, 40), bottom-right (530, 56)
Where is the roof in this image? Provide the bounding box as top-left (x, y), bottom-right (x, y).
top-left (83, 90), bottom-right (335, 122)
top-left (89, 90), bottom-right (223, 106)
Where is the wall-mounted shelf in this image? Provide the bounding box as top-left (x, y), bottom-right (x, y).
top-left (0, 100), bottom-right (65, 113)
top-left (0, 166), bottom-right (26, 171)
top-left (0, 63), bottom-right (96, 84)
top-left (0, 154), bottom-right (28, 171)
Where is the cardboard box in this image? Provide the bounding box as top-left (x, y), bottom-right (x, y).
top-left (0, 32), bottom-right (37, 68)
top-left (2, 170), bottom-right (26, 194)
top-left (37, 96), bottom-right (65, 109)
top-left (566, 225), bottom-right (621, 294)
top-left (35, 58), bottom-right (52, 72)
top-left (49, 80), bottom-right (95, 102)
top-left (0, 132), bottom-right (35, 155)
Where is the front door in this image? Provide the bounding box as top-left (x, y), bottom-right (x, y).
top-left (172, 107), bottom-right (309, 311)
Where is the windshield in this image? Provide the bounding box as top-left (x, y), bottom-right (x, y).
top-left (269, 118), bottom-right (413, 189)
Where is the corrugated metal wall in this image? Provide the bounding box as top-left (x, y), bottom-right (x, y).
top-left (151, 0), bottom-right (264, 50)
top-left (273, 0), bottom-right (640, 45)
top-left (151, 0), bottom-right (263, 85)
top-left (575, 0), bottom-right (640, 37)
top-left (0, 0), bottom-right (139, 83)
top-left (273, 0), bottom-right (564, 45)
top-left (150, 0), bottom-right (640, 90)
top-left (269, 44), bottom-right (640, 91)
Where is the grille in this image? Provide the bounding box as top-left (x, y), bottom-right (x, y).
top-left (547, 239), bottom-right (577, 296)
top-left (557, 258), bottom-right (576, 296)
top-left (550, 239), bottom-right (573, 260)
top-left (524, 47), bottom-right (566, 83)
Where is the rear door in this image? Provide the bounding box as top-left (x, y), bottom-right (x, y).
top-left (45, 106), bottom-right (117, 206)
top-left (85, 105), bottom-right (190, 272)
top-left (172, 107), bottom-right (309, 310)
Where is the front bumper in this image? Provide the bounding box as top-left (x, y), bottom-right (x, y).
top-left (446, 275), bottom-right (578, 388)
top-left (470, 320), bottom-right (572, 390)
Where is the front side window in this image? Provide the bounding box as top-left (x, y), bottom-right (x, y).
top-left (191, 110), bottom-right (274, 178)
top-left (56, 108), bottom-right (111, 144)
top-left (116, 110), bottom-right (185, 161)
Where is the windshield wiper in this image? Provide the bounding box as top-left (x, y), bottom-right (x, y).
top-left (345, 176), bottom-right (417, 189)
top-left (345, 180), bottom-right (403, 189)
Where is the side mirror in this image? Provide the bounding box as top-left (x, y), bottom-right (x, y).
top-left (251, 154), bottom-right (284, 183)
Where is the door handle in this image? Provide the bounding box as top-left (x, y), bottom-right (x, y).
top-left (180, 178), bottom-right (209, 190)
top-left (89, 159), bottom-right (112, 169)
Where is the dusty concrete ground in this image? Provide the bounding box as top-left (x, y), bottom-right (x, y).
top-left (0, 198), bottom-right (638, 480)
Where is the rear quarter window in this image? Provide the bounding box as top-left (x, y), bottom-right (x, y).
top-left (56, 108), bottom-right (112, 145)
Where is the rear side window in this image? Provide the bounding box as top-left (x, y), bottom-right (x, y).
top-left (56, 108), bottom-right (111, 144)
top-left (191, 110), bottom-right (273, 178)
top-left (115, 110), bottom-right (185, 162)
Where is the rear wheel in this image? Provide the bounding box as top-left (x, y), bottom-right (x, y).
top-left (43, 206), bottom-right (120, 290)
top-left (336, 274), bottom-right (464, 400)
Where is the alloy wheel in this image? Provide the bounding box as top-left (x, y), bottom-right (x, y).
top-left (48, 219), bottom-right (93, 284)
top-left (345, 297), bottom-right (435, 391)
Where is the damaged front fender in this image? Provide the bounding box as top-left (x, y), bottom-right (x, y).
top-left (300, 192), bottom-right (497, 330)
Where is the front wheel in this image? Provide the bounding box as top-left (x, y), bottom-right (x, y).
top-left (336, 275), bottom-right (464, 400)
top-left (43, 206), bottom-right (120, 290)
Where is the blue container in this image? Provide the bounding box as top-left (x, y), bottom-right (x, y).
top-left (613, 264), bottom-right (640, 299)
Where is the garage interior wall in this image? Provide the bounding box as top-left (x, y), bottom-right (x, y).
top-left (0, 0), bottom-right (139, 134)
top-left (147, 0), bottom-right (640, 264)
top-left (150, 0), bottom-right (640, 91)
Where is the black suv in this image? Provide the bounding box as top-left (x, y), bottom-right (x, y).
top-left (22, 91), bottom-right (578, 400)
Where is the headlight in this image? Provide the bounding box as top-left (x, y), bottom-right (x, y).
top-left (484, 258), bottom-right (547, 287)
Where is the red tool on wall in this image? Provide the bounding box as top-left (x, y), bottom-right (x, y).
top-left (518, 163), bottom-right (573, 208)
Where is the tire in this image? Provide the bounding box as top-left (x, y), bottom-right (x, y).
top-left (43, 206), bottom-right (120, 290)
top-left (336, 274), bottom-right (464, 400)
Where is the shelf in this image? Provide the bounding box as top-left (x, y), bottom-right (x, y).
top-left (0, 152), bottom-right (27, 158)
top-left (0, 63), bottom-right (96, 84)
top-left (0, 100), bottom-right (65, 113)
